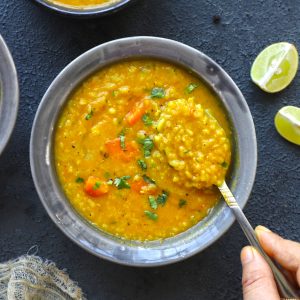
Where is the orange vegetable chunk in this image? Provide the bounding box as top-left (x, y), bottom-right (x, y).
top-left (105, 138), bottom-right (139, 162)
top-left (125, 100), bottom-right (148, 126)
top-left (84, 176), bottom-right (109, 197)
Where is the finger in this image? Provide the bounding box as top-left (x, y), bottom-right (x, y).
top-left (241, 246), bottom-right (280, 300)
top-left (256, 226), bottom-right (300, 275)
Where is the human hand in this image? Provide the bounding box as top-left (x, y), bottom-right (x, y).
top-left (240, 226), bottom-right (300, 300)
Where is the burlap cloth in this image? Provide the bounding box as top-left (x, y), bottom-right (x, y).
top-left (0, 255), bottom-right (85, 300)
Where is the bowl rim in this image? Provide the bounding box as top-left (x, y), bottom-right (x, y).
top-left (0, 35), bottom-right (19, 156)
top-left (30, 36), bottom-right (257, 266)
top-left (33, 0), bottom-right (133, 17)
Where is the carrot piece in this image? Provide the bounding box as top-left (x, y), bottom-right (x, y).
top-left (125, 101), bottom-right (147, 126)
top-left (131, 180), bottom-right (158, 194)
top-left (105, 138), bottom-right (139, 162)
top-left (84, 176), bottom-right (109, 197)
top-left (105, 138), bottom-right (122, 154)
top-left (131, 180), bottom-right (147, 193)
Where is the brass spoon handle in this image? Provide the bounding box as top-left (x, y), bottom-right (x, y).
top-left (218, 181), bottom-right (299, 299)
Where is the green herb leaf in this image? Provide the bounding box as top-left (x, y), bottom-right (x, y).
top-left (118, 129), bottom-right (126, 150)
top-left (138, 137), bottom-right (154, 158)
top-left (107, 179), bottom-right (113, 185)
top-left (221, 161), bottom-right (228, 168)
top-left (142, 114), bottom-right (153, 126)
top-left (185, 83), bottom-right (199, 94)
top-left (85, 110), bottom-right (94, 120)
top-left (142, 174), bottom-right (156, 184)
top-left (148, 196), bottom-right (158, 210)
top-left (93, 181), bottom-right (101, 190)
top-left (144, 210), bottom-right (158, 221)
top-left (157, 190), bottom-right (169, 206)
top-left (114, 176), bottom-right (131, 189)
top-left (120, 135), bottom-right (126, 150)
top-left (137, 159), bottom-right (147, 171)
top-left (75, 177), bottom-right (84, 183)
top-left (150, 87), bottom-right (165, 99)
top-left (179, 199), bottom-right (187, 208)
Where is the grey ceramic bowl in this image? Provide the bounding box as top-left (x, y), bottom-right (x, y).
top-left (30, 36), bottom-right (257, 266)
top-left (33, 0), bottom-right (133, 18)
top-left (0, 35), bottom-right (19, 156)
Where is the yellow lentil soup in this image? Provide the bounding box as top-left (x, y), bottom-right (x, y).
top-left (47, 0), bottom-right (119, 8)
top-left (54, 59), bottom-right (232, 241)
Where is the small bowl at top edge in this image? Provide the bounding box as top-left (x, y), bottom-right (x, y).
top-left (0, 35), bottom-right (19, 157)
top-left (32, 0), bottom-right (135, 18)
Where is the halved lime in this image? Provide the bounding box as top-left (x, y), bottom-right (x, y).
top-left (251, 42), bottom-right (299, 93)
top-left (274, 106), bottom-right (300, 145)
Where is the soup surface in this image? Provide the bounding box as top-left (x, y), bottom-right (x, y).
top-left (54, 59), bottom-right (231, 241)
top-left (47, 0), bottom-right (119, 8)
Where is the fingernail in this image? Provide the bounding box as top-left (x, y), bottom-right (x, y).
top-left (255, 225), bottom-right (271, 233)
top-left (241, 246), bottom-right (254, 264)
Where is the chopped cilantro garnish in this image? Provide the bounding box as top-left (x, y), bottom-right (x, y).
top-left (144, 210), bottom-right (158, 221)
top-left (179, 199), bottom-right (187, 208)
top-left (221, 161), bottom-right (228, 168)
top-left (142, 174), bottom-right (156, 184)
top-left (85, 110), bottom-right (93, 120)
top-left (185, 83), bottom-right (199, 94)
top-left (75, 177), bottom-right (84, 183)
top-left (150, 87), bottom-right (165, 99)
top-left (138, 137), bottom-right (154, 158)
top-left (148, 196), bottom-right (158, 210)
top-left (137, 159), bottom-right (147, 171)
top-left (118, 129), bottom-right (126, 150)
top-left (114, 176), bottom-right (131, 189)
top-left (93, 181), bottom-right (101, 190)
top-left (142, 114), bottom-right (153, 126)
top-left (120, 135), bottom-right (125, 150)
top-left (157, 190), bottom-right (169, 206)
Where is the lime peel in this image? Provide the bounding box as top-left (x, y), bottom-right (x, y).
top-left (274, 106), bottom-right (300, 145)
top-left (280, 111), bottom-right (300, 129)
top-left (257, 43), bottom-right (293, 89)
top-left (251, 42), bottom-right (299, 93)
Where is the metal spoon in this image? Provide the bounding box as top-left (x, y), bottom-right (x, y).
top-left (205, 110), bottom-right (299, 298)
top-left (219, 181), bottom-right (299, 299)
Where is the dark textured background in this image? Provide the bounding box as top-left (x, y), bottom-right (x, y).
top-left (0, 0), bottom-right (300, 299)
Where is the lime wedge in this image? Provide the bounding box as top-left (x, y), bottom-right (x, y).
top-left (274, 106), bottom-right (300, 145)
top-left (251, 42), bottom-right (299, 93)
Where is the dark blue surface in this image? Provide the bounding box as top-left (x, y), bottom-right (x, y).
top-left (0, 0), bottom-right (299, 299)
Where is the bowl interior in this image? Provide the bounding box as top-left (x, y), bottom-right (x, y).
top-left (0, 36), bottom-right (19, 156)
top-left (30, 37), bottom-right (257, 266)
top-left (50, 56), bottom-right (239, 243)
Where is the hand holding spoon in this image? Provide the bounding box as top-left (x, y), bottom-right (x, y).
top-left (156, 98), bottom-right (299, 298)
top-left (219, 181), bottom-right (299, 299)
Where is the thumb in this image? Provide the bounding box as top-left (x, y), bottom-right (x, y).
top-left (241, 246), bottom-right (280, 300)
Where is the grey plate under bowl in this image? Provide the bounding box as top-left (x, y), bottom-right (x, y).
top-left (30, 36), bottom-right (257, 267)
top-left (0, 35), bottom-right (19, 156)
top-left (33, 0), bottom-right (134, 18)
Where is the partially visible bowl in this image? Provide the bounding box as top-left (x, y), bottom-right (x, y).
top-left (33, 0), bottom-right (134, 18)
top-left (0, 35), bottom-right (19, 157)
top-left (30, 36), bottom-right (257, 266)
